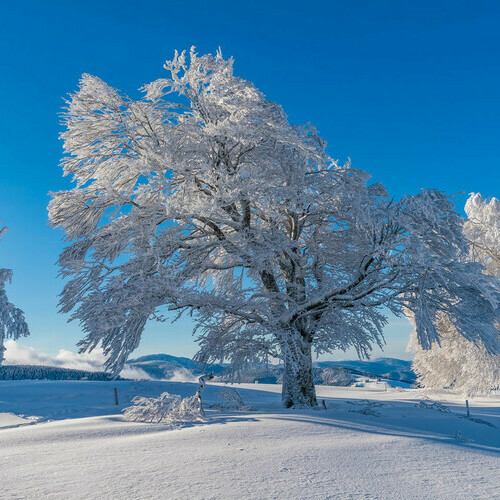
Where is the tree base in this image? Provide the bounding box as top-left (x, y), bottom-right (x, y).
top-left (281, 349), bottom-right (318, 408)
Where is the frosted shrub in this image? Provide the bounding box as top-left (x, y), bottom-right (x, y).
top-left (123, 392), bottom-right (181, 423)
top-left (216, 388), bottom-right (254, 411)
top-left (177, 395), bottom-right (205, 421)
top-left (123, 392), bottom-right (204, 424)
top-left (320, 367), bottom-right (354, 386)
top-left (123, 373), bottom-right (213, 424)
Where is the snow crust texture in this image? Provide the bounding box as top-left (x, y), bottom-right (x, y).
top-left (1, 380), bottom-right (499, 499)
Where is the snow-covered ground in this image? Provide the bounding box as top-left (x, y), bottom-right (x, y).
top-left (1, 380), bottom-right (499, 499)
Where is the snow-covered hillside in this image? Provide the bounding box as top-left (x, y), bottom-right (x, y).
top-left (1, 380), bottom-right (499, 499)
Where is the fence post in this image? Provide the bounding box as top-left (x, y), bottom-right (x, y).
top-left (114, 387), bottom-right (119, 405)
top-left (465, 399), bottom-right (470, 417)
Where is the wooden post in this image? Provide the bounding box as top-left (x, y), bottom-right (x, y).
top-left (466, 399), bottom-right (470, 417)
top-left (114, 387), bottom-right (119, 405)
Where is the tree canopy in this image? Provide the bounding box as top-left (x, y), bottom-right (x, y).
top-left (50, 49), bottom-right (499, 406)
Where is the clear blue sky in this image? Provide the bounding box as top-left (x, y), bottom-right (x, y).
top-left (0, 0), bottom-right (498, 360)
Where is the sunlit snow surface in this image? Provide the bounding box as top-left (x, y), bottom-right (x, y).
top-left (1, 380), bottom-right (499, 499)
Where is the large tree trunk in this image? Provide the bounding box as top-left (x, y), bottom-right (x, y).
top-left (281, 336), bottom-right (318, 408)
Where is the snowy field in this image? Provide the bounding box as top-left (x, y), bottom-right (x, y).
top-left (1, 380), bottom-right (499, 499)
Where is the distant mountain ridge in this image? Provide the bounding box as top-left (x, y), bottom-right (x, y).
top-left (126, 354), bottom-right (416, 384)
top-left (0, 354), bottom-right (415, 383)
top-left (315, 358), bottom-right (416, 383)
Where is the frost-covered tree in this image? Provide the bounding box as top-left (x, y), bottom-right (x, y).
top-left (410, 193), bottom-right (500, 396)
top-left (409, 311), bottom-right (500, 396)
top-left (464, 193), bottom-right (500, 277)
top-left (0, 226), bottom-right (29, 362)
top-left (50, 48), bottom-right (499, 407)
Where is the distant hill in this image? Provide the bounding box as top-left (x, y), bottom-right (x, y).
top-left (126, 354), bottom-right (226, 380)
top-left (0, 354), bottom-right (416, 385)
top-left (0, 355), bottom-right (414, 384)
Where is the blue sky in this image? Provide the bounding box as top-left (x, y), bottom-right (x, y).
top-left (0, 0), bottom-right (498, 361)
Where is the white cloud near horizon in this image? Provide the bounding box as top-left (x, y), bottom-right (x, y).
top-left (3, 340), bottom-right (151, 380)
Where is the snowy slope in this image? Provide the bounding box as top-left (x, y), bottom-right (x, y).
top-left (1, 380), bottom-right (499, 499)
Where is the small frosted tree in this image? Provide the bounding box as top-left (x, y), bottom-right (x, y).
top-left (409, 193), bottom-right (500, 396)
top-left (50, 49), bottom-right (499, 407)
top-left (0, 226), bottom-right (29, 362)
